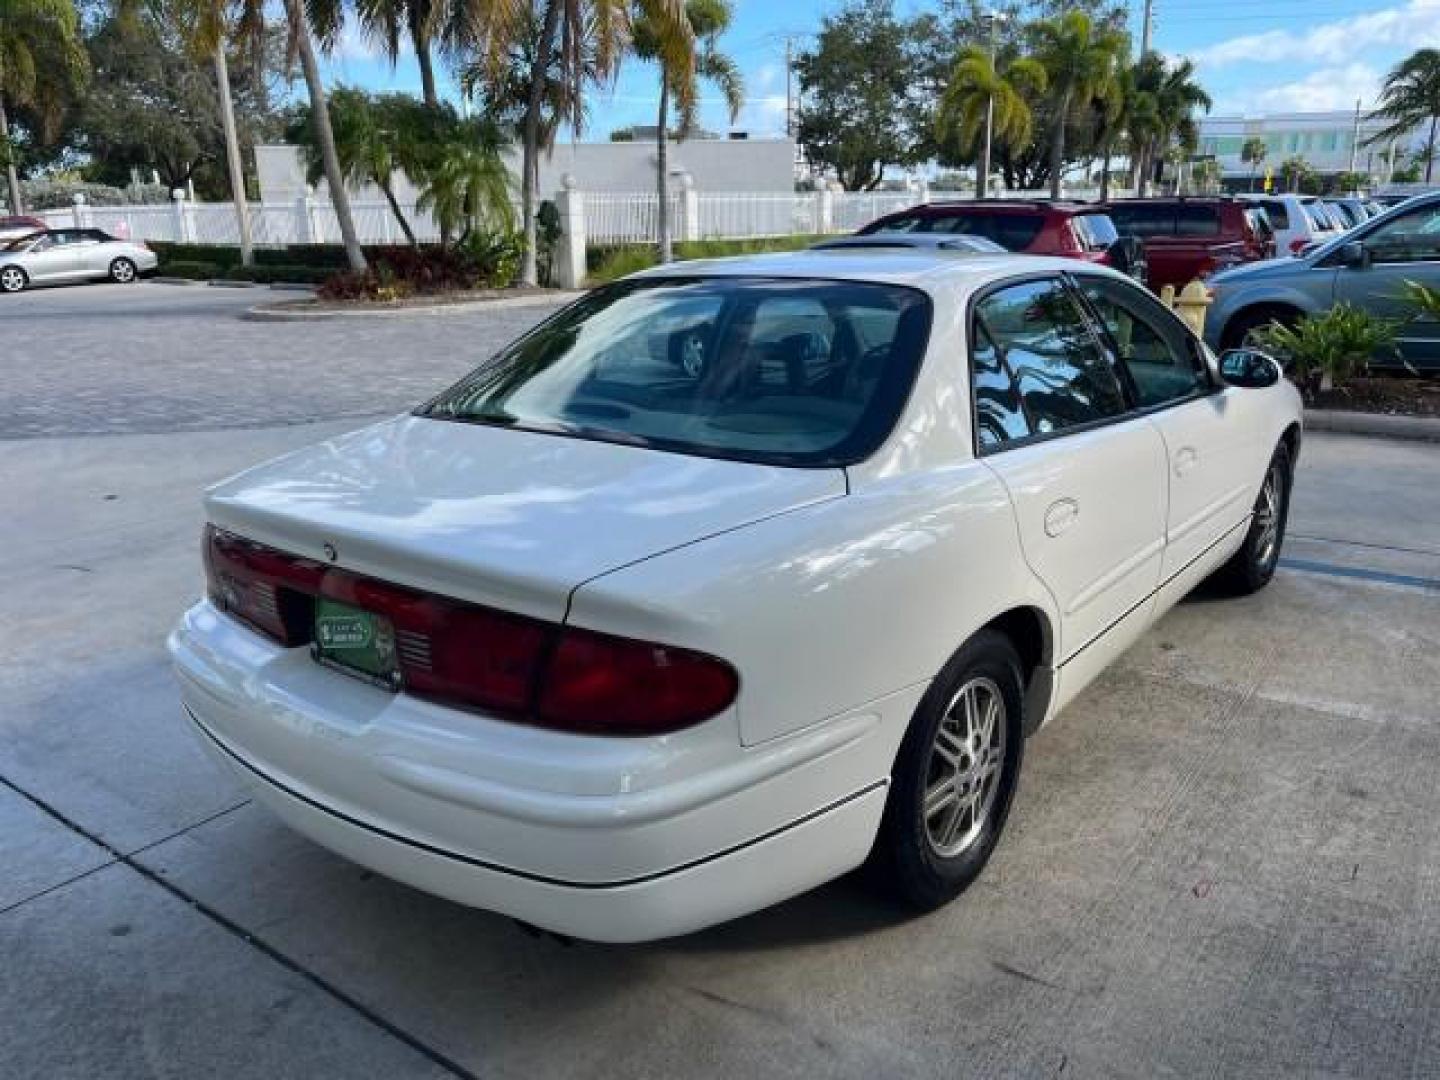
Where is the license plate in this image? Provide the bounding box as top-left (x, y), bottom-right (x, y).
top-left (313, 598), bottom-right (399, 689)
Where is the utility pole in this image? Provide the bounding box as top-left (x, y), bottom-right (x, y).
top-left (1140, 0), bottom-right (1155, 54)
top-left (785, 37), bottom-right (794, 141)
top-left (979, 12), bottom-right (1004, 200)
top-left (1348, 97), bottom-right (1361, 178)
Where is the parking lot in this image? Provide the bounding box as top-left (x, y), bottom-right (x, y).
top-left (3, 282), bottom-right (1440, 1079)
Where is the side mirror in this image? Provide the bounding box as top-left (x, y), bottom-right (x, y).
top-left (1219, 347), bottom-right (1282, 389)
top-left (1338, 240), bottom-right (1370, 269)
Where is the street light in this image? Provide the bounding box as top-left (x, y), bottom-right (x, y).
top-left (978, 10), bottom-right (1007, 200)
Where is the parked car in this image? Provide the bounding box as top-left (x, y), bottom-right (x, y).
top-left (1102, 197), bottom-right (1274, 291)
top-left (0, 228), bottom-right (157, 292)
top-left (810, 233), bottom-right (1009, 254)
top-left (856, 200), bottom-right (1148, 282)
top-left (1321, 197), bottom-right (1381, 229)
top-left (0, 215), bottom-right (46, 243)
top-left (170, 250), bottom-right (1302, 943)
top-left (1206, 190), bottom-right (1440, 370)
top-left (1236, 194), bottom-right (1345, 255)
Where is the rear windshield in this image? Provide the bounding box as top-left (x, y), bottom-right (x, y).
top-left (1073, 213), bottom-right (1119, 249)
top-left (1105, 204), bottom-right (1175, 236)
top-left (1302, 201), bottom-right (1332, 230)
top-left (863, 210), bottom-right (1045, 251)
top-left (1245, 208), bottom-right (1273, 238)
top-left (420, 277), bottom-right (934, 467)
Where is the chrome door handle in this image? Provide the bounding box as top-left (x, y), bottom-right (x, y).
top-left (1044, 498), bottom-right (1080, 537)
top-left (1174, 447), bottom-right (1199, 477)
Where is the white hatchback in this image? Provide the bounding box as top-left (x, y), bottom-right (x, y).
top-left (170, 251), bottom-right (1302, 942)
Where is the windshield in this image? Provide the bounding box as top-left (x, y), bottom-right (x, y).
top-left (421, 277), bottom-right (934, 467)
top-left (1, 233), bottom-right (40, 251)
top-left (864, 210), bottom-right (1045, 251)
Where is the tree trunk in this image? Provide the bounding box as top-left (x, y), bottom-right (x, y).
top-left (288, 0), bottom-right (366, 272)
top-left (213, 48), bottom-right (254, 268)
top-left (410, 6), bottom-right (439, 111)
top-left (0, 93), bottom-right (23, 216)
top-left (520, 0), bottom-right (561, 287)
top-left (381, 182), bottom-right (418, 246)
top-left (1048, 92), bottom-right (1069, 199)
top-left (1427, 114), bottom-right (1438, 185)
top-left (656, 81), bottom-right (672, 263)
top-left (1098, 142), bottom-right (1112, 202)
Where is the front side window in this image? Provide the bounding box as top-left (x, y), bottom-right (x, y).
top-left (422, 277), bottom-right (933, 467)
top-left (1076, 275), bottom-right (1208, 408)
top-left (975, 278), bottom-right (1127, 437)
top-left (1364, 203), bottom-right (1440, 264)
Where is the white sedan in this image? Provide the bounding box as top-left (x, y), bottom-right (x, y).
top-left (169, 251), bottom-right (1302, 942)
top-left (0, 228), bottom-right (158, 292)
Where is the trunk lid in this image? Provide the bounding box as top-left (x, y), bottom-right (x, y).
top-left (205, 415), bottom-right (845, 622)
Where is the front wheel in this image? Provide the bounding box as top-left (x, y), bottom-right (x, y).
top-left (870, 629), bottom-right (1026, 911)
top-left (109, 257), bottom-right (138, 284)
top-left (0, 265), bottom-right (27, 293)
top-left (1212, 442), bottom-right (1292, 594)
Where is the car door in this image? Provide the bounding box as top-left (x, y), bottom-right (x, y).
top-left (1330, 199), bottom-right (1440, 372)
top-left (970, 276), bottom-right (1168, 681)
top-left (16, 234), bottom-right (79, 282)
top-left (71, 231), bottom-right (110, 276)
top-left (1072, 273), bottom-right (1258, 583)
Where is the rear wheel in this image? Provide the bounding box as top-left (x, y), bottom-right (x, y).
top-left (1212, 442), bottom-right (1292, 594)
top-left (109, 257), bottom-right (137, 284)
top-left (0, 265), bottom-right (27, 293)
top-left (871, 629), bottom-right (1025, 911)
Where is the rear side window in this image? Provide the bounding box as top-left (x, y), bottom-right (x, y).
top-left (1259, 200), bottom-right (1290, 229)
top-left (1106, 204), bottom-right (1176, 237)
top-left (867, 211), bottom-right (1045, 251)
top-left (970, 324), bottom-right (1032, 449)
top-left (1073, 213), bottom-right (1119, 250)
top-left (975, 278), bottom-right (1127, 438)
top-left (1174, 206), bottom-right (1220, 236)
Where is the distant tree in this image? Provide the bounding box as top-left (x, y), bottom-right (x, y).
top-left (1125, 51), bottom-right (1210, 196)
top-left (1, 0), bottom-right (88, 213)
top-left (795, 0), bottom-right (920, 191)
top-left (935, 44), bottom-right (1046, 198)
top-left (1030, 11), bottom-right (1125, 198)
top-left (1090, 55), bottom-right (1133, 201)
top-left (633, 0), bottom-right (743, 262)
top-left (1241, 136), bottom-right (1267, 190)
top-left (416, 114), bottom-right (515, 241)
top-left (1279, 154), bottom-right (1312, 192)
top-left (1367, 48), bottom-right (1440, 184)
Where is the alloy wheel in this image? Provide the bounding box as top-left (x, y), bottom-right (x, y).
top-left (0, 267), bottom-right (24, 292)
top-left (111, 259), bottom-right (136, 283)
top-left (1254, 460), bottom-right (1285, 569)
top-left (923, 676), bottom-right (1007, 858)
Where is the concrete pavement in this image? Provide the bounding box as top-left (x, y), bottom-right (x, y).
top-left (3, 284), bottom-right (1440, 1078)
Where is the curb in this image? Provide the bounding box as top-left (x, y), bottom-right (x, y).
top-left (1304, 408), bottom-right (1440, 442)
top-left (241, 290), bottom-right (577, 323)
top-left (148, 278), bottom-right (318, 292)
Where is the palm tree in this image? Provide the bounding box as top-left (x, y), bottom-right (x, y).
top-left (1368, 48), bottom-right (1440, 184)
top-left (463, 0), bottom-right (693, 287)
top-left (1090, 58), bottom-right (1133, 202)
top-left (633, 0), bottom-right (742, 263)
top-left (163, 0), bottom-right (256, 266)
top-left (1125, 52), bottom-right (1209, 196)
top-left (1153, 57), bottom-right (1210, 193)
top-left (1030, 12), bottom-right (1125, 199)
top-left (354, 0), bottom-right (444, 108)
top-left (0, 0), bottom-right (87, 214)
top-left (936, 45), bottom-right (1047, 200)
top-left (417, 114), bottom-right (515, 241)
top-left (1241, 135), bottom-right (1267, 191)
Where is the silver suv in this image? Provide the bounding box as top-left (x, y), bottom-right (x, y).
top-left (1205, 191), bottom-right (1440, 372)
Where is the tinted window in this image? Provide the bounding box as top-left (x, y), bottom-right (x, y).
top-left (1076, 276), bottom-right (1208, 408)
top-left (867, 211), bottom-right (1045, 251)
top-left (1105, 204), bottom-right (1175, 237)
top-left (1364, 203), bottom-right (1440, 264)
top-left (970, 323), bottom-right (1031, 449)
top-left (1258, 200), bottom-right (1290, 229)
top-left (1074, 213), bottom-right (1119, 249)
top-left (977, 279), bottom-right (1127, 436)
top-left (422, 277), bottom-right (933, 467)
top-left (1174, 206), bottom-right (1220, 236)
top-left (1245, 209), bottom-right (1274, 239)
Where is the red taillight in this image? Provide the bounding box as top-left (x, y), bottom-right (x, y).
top-left (1289, 238), bottom-right (1309, 254)
top-left (201, 526), bottom-right (738, 735)
top-left (539, 627), bottom-right (740, 736)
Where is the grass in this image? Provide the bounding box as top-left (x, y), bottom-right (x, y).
top-left (587, 235), bottom-right (831, 285)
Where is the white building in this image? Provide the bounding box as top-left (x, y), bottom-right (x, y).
top-left (254, 138), bottom-right (798, 205)
top-left (1196, 110), bottom-right (1427, 186)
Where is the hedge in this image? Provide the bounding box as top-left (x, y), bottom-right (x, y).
top-left (587, 235), bottom-right (831, 284)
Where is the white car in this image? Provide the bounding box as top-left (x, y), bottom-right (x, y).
top-left (1237, 194), bottom-right (1345, 256)
top-left (169, 251), bottom-right (1302, 942)
top-left (0, 228), bottom-right (158, 292)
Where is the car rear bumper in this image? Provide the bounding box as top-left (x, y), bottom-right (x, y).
top-left (169, 601), bottom-right (909, 942)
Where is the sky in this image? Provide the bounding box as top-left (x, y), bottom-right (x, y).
top-left (318, 0), bottom-right (1440, 138)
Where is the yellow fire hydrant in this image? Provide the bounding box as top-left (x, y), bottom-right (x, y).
top-left (1170, 280), bottom-right (1213, 337)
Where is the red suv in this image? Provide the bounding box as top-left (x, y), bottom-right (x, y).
top-left (1101, 198), bottom-right (1274, 291)
top-left (857, 200), bottom-right (1147, 282)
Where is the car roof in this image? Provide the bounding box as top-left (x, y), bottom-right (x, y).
top-left (629, 249), bottom-right (1122, 293)
top-left (810, 234), bottom-right (1009, 254)
top-left (889, 200), bottom-right (1097, 214)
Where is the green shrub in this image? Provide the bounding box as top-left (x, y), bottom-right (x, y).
top-left (159, 260), bottom-right (226, 280)
top-left (151, 242), bottom-right (244, 268)
top-left (587, 235), bottom-right (830, 284)
top-left (226, 264), bottom-right (336, 285)
top-left (1253, 303), bottom-right (1399, 394)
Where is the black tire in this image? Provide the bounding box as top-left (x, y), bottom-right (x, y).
top-left (871, 629), bottom-right (1026, 911)
top-left (0, 265), bottom-right (27, 293)
top-left (667, 325), bottom-right (711, 379)
top-left (1221, 306), bottom-right (1298, 351)
top-left (1211, 441), bottom-right (1293, 595)
top-left (109, 257), bottom-right (138, 284)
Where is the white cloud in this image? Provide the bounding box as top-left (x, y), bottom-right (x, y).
top-left (1211, 63), bottom-right (1383, 115)
top-left (1188, 0), bottom-right (1440, 70)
